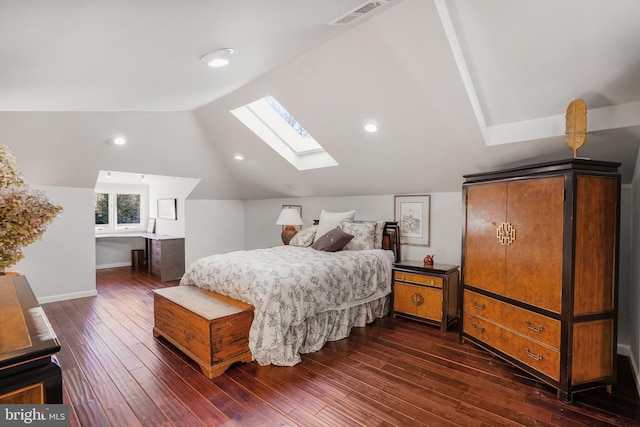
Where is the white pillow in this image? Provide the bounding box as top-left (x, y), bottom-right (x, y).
top-left (313, 209), bottom-right (356, 243)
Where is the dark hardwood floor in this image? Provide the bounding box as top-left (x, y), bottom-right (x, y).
top-left (43, 267), bottom-right (640, 426)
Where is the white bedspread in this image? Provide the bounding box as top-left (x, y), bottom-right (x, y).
top-left (179, 246), bottom-right (393, 366)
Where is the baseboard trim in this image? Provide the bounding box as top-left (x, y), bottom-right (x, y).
top-left (96, 262), bottom-right (131, 270)
top-left (618, 343), bottom-right (640, 397)
top-left (38, 289), bottom-right (98, 304)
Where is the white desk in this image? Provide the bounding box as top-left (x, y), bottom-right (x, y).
top-left (95, 233), bottom-right (185, 281)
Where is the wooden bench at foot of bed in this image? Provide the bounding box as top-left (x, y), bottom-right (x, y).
top-left (153, 286), bottom-right (254, 378)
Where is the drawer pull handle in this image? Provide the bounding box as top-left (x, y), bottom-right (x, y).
top-left (471, 323), bottom-right (484, 333)
top-left (525, 320), bottom-right (544, 332)
top-left (524, 348), bottom-right (543, 361)
top-left (473, 301), bottom-right (485, 310)
top-left (410, 293), bottom-right (424, 307)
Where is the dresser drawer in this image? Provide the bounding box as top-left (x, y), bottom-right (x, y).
top-left (394, 271), bottom-right (442, 288)
top-left (464, 290), bottom-right (560, 349)
top-left (151, 245), bottom-right (162, 258)
top-left (464, 312), bottom-right (560, 381)
top-left (150, 264), bottom-right (162, 278)
top-left (394, 283), bottom-right (442, 321)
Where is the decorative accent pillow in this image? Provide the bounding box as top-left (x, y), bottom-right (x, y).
top-left (313, 209), bottom-right (356, 243)
top-left (374, 220), bottom-right (385, 249)
top-left (340, 221), bottom-right (376, 250)
top-left (311, 228), bottom-right (354, 252)
top-left (289, 226), bottom-right (317, 247)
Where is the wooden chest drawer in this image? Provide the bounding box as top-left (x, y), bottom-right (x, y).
top-left (464, 290), bottom-right (560, 349)
top-left (395, 271), bottom-right (442, 288)
top-left (463, 312), bottom-right (560, 381)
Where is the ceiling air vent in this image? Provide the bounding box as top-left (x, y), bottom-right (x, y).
top-left (329, 1), bottom-right (390, 25)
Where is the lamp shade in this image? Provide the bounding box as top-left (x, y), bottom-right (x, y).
top-left (276, 208), bottom-right (303, 226)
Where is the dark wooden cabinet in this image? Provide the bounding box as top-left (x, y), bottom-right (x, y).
top-left (149, 237), bottom-right (185, 282)
top-left (393, 261), bottom-right (459, 331)
top-left (461, 159), bottom-right (620, 401)
top-left (0, 275), bottom-right (62, 404)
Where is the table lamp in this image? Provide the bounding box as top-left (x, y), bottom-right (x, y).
top-left (276, 208), bottom-right (303, 245)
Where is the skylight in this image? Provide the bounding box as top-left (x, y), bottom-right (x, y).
top-left (231, 96), bottom-right (338, 171)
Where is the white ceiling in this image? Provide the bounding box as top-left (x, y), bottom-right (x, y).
top-left (0, 0), bottom-right (373, 111)
top-left (2, 0), bottom-right (640, 200)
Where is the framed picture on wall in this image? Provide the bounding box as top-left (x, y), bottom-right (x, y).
top-left (157, 199), bottom-right (177, 220)
top-left (146, 218), bottom-right (156, 233)
top-left (394, 194), bottom-right (430, 246)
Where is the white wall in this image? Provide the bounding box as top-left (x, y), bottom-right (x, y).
top-left (14, 186), bottom-right (96, 303)
top-left (149, 177), bottom-right (199, 237)
top-left (629, 153), bottom-right (640, 390)
top-left (244, 193), bottom-right (463, 266)
top-left (618, 186), bottom-right (632, 351)
top-left (184, 199), bottom-right (245, 268)
top-left (96, 237), bottom-right (146, 269)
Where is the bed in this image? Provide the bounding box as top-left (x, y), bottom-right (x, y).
top-left (178, 218), bottom-right (400, 367)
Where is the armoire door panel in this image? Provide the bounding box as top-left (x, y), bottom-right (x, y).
top-left (465, 183), bottom-right (507, 295)
top-left (504, 177), bottom-right (564, 313)
top-left (574, 176), bottom-right (617, 315)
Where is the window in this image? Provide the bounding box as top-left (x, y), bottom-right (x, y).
top-left (230, 95), bottom-right (338, 170)
top-left (95, 185), bottom-right (148, 233)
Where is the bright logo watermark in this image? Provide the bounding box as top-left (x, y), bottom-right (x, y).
top-left (1, 405), bottom-right (69, 426)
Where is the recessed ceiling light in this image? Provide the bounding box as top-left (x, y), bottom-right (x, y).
top-left (362, 118), bottom-right (380, 133)
top-left (200, 48), bottom-right (234, 67)
top-left (113, 136), bottom-right (126, 145)
top-left (234, 153), bottom-right (245, 160)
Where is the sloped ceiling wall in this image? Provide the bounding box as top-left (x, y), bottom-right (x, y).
top-left (0, 112), bottom-right (238, 199)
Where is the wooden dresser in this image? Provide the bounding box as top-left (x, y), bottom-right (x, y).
top-left (393, 261), bottom-right (459, 331)
top-left (0, 275), bottom-right (62, 404)
top-left (149, 236), bottom-right (185, 282)
top-left (461, 159), bottom-right (620, 402)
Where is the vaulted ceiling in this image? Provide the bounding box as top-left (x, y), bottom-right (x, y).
top-left (2, 0), bottom-right (639, 199)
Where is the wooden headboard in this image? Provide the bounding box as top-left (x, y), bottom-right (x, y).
top-left (383, 221), bottom-right (400, 263)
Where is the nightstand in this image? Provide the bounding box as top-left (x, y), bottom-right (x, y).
top-left (392, 261), bottom-right (459, 331)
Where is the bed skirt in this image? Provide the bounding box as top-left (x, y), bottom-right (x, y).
top-left (253, 293), bottom-right (391, 366)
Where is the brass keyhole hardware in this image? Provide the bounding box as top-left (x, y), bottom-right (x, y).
top-left (410, 293), bottom-right (424, 307)
top-left (525, 320), bottom-right (544, 332)
top-left (497, 222), bottom-right (516, 246)
top-left (524, 347), bottom-right (543, 361)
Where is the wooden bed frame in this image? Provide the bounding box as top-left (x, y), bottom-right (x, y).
top-left (153, 221), bottom-right (400, 378)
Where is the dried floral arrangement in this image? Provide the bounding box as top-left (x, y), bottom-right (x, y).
top-left (0, 145), bottom-right (63, 272)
